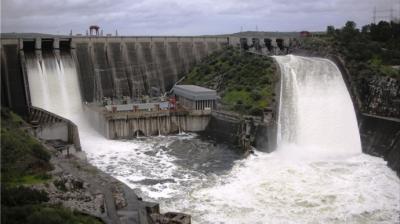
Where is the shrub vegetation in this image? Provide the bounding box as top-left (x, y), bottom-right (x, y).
top-left (302, 20), bottom-right (400, 79)
top-left (183, 47), bottom-right (277, 115)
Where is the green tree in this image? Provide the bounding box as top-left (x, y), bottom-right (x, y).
top-left (341, 21), bottom-right (359, 41)
top-left (361, 25), bottom-right (370, 34)
top-left (327, 25), bottom-right (335, 36)
top-left (370, 21), bottom-right (392, 41)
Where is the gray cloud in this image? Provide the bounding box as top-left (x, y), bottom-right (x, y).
top-left (1, 0), bottom-right (398, 35)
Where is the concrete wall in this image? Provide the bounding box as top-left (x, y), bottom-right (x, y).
top-left (204, 110), bottom-right (277, 152)
top-left (204, 111), bottom-right (242, 146)
top-left (186, 110), bottom-right (212, 131)
top-left (359, 114), bottom-right (400, 176)
top-left (107, 114), bottom-right (184, 138)
top-left (86, 107), bottom-right (211, 139)
top-left (228, 36), bottom-right (292, 55)
top-left (29, 106), bottom-right (81, 151)
top-left (1, 39), bottom-right (30, 117)
top-left (228, 36), bottom-right (291, 47)
top-left (71, 37), bottom-right (228, 102)
top-left (35, 122), bottom-right (69, 142)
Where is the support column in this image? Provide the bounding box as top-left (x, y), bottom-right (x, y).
top-left (35, 38), bottom-right (41, 50)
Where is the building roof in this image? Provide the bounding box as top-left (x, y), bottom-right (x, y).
top-left (172, 85), bottom-right (218, 101)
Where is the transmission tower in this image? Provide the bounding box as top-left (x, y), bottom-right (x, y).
top-left (373, 2), bottom-right (398, 23)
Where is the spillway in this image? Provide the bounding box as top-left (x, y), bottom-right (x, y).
top-left (276, 55), bottom-right (362, 159)
top-left (25, 52), bottom-right (400, 223)
top-left (25, 51), bottom-right (82, 117)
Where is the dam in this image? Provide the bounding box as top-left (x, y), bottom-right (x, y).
top-left (1, 35), bottom-right (291, 109)
top-left (1, 34), bottom-right (399, 223)
top-left (2, 34), bottom-right (291, 144)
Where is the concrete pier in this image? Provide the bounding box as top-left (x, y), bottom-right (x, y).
top-left (85, 105), bottom-right (211, 139)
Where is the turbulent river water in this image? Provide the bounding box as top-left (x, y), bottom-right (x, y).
top-left (25, 52), bottom-right (400, 224)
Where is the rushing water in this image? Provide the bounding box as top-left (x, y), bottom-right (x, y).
top-left (25, 52), bottom-right (400, 224)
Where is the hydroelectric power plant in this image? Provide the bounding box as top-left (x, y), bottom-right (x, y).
top-left (1, 33), bottom-right (399, 223)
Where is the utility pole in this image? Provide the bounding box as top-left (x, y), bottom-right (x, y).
top-left (373, 5), bottom-right (396, 22)
top-left (373, 6), bottom-right (376, 23)
top-left (397, 0), bottom-right (400, 22)
top-left (390, 7), bottom-right (394, 21)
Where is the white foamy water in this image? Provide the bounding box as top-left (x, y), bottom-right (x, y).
top-left (26, 52), bottom-right (400, 224)
top-left (276, 55), bottom-right (361, 159)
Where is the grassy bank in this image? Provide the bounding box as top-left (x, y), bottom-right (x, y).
top-left (1, 108), bottom-right (52, 186)
top-left (1, 109), bottom-right (102, 224)
top-left (183, 46), bottom-right (277, 115)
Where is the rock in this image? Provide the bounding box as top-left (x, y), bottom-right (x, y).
top-left (150, 212), bottom-right (191, 224)
top-left (111, 184), bottom-right (127, 209)
top-left (94, 193), bottom-right (105, 214)
top-left (361, 76), bottom-right (399, 117)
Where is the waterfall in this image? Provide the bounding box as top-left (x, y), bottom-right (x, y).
top-left (26, 51), bottom-right (82, 117)
top-left (274, 55), bottom-right (361, 159)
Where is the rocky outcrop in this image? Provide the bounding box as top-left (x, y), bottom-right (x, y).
top-left (37, 142), bottom-right (191, 224)
top-left (34, 174), bottom-right (106, 217)
top-left (150, 213), bottom-right (191, 224)
top-left (359, 76), bottom-right (400, 118)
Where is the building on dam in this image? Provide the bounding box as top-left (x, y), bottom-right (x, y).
top-left (172, 85), bottom-right (218, 110)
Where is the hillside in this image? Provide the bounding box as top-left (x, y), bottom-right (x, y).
top-left (183, 46), bottom-right (277, 115)
top-left (1, 109), bottom-right (103, 224)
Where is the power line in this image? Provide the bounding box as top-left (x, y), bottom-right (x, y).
top-left (373, 1), bottom-right (399, 23)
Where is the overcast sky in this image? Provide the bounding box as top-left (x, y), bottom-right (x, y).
top-left (1, 0), bottom-right (399, 35)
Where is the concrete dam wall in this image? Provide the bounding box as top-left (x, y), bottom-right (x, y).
top-left (1, 36), bottom-right (228, 109)
top-left (0, 36), bottom-right (229, 146)
top-left (1, 35), bottom-right (292, 113)
top-left (71, 37), bottom-right (228, 102)
top-left (1, 39), bottom-right (30, 117)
